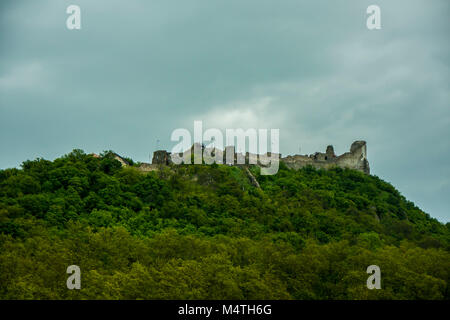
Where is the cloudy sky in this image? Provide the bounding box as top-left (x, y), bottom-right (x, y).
top-left (1, 0), bottom-right (449, 222)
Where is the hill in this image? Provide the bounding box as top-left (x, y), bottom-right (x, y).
top-left (0, 149), bottom-right (449, 299)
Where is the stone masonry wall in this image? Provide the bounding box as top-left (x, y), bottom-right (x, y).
top-left (148, 140), bottom-right (370, 174)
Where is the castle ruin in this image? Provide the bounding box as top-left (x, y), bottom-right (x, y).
top-left (139, 140), bottom-right (370, 174)
top-left (281, 141), bottom-right (369, 174)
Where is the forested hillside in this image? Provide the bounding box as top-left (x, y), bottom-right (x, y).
top-left (0, 150), bottom-right (449, 299)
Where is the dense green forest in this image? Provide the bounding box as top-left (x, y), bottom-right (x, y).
top-left (0, 150), bottom-right (449, 299)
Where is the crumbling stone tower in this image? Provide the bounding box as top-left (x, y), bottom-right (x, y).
top-left (152, 150), bottom-right (171, 165)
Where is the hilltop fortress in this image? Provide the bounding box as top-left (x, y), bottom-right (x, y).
top-left (112, 140), bottom-right (370, 175)
top-left (281, 141), bottom-right (370, 174)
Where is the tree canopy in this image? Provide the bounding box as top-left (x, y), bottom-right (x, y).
top-left (0, 150), bottom-right (448, 299)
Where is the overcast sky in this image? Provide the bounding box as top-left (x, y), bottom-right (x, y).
top-left (1, 0), bottom-right (449, 222)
